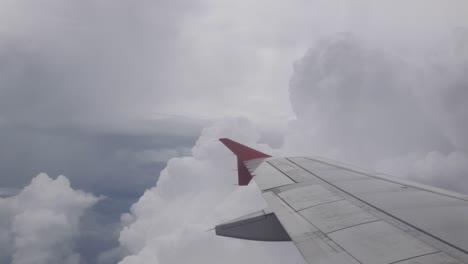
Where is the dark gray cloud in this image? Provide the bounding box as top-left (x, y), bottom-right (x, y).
top-left (0, 122), bottom-right (200, 195)
top-left (0, 0), bottom-right (296, 132)
top-left (77, 196), bottom-right (135, 264)
top-left (0, 0), bottom-right (201, 132)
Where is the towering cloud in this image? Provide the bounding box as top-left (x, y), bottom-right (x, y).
top-left (0, 174), bottom-right (100, 264)
top-left (285, 33), bottom-right (442, 161)
top-left (284, 29), bottom-right (468, 193)
top-left (417, 27), bottom-right (468, 151)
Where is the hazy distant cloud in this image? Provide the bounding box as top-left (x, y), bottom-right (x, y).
top-left (0, 0), bottom-right (466, 131)
top-left (0, 0), bottom-right (295, 133)
top-left (417, 28), bottom-right (468, 150)
top-left (0, 188), bottom-right (19, 198)
top-left (0, 0), bottom-right (202, 132)
top-left (132, 147), bottom-right (192, 164)
top-left (0, 174), bottom-right (99, 264)
top-left (0, 125), bottom-right (200, 196)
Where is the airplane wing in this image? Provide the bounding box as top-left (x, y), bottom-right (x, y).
top-left (216, 138), bottom-right (468, 264)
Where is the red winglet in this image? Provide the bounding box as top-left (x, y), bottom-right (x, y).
top-left (219, 138), bottom-right (271, 185)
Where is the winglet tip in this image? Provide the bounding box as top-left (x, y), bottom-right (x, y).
top-left (219, 138), bottom-right (271, 186)
top-left (218, 138), bottom-right (230, 144)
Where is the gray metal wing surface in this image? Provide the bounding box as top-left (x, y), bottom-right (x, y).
top-left (216, 139), bottom-right (468, 264)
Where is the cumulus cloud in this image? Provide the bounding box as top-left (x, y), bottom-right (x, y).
top-left (376, 151), bottom-right (468, 193)
top-left (115, 118), bottom-right (303, 264)
top-left (284, 28), bottom-right (468, 194)
top-left (286, 33), bottom-right (441, 160)
top-left (0, 173), bottom-right (100, 264)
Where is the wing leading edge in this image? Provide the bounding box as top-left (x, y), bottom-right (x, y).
top-left (217, 138), bottom-right (468, 264)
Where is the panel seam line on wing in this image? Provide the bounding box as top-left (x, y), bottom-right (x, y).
top-left (325, 219), bottom-right (382, 235)
top-left (262, 183), bottom-right (297, 193)
top-left (265, 160), bottom-right (298, 183)
top-left (297, 198), bottom-right (346, 212)
top-left (301, 157), bottom-right (468, 201)
top-left (387, 251), bottom-right (441, 264)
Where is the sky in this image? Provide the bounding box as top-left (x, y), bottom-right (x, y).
top-left (0, 0), bottom-right (467, 263)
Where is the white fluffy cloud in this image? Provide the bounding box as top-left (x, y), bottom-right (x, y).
top-left (284, 28), bottom-right (468, 194)
top-left (376, 151), bottom-right (468, 193)
top-left (0, 174), bottom-right (100, 264)
top-left (116, 118), bottom-right (304, 264)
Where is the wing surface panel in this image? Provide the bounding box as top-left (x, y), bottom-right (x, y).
top-left (278, 184), bottom-right (343, 211)
top-left (288, 157), bottom-right (468, 260)
top-left (267, 159), bottom-right (318, 182)
top-left (298, 199), bottom-right (379, 234)
top-left (262, 191), bottom-right (361, 264)
top-left (245, 159), bottom-right (295, 190)
top-left (258, 157), bottom-right (468, 264)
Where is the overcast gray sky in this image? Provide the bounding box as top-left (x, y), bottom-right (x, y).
top-left (0, 0), bottom-right (467, 263)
